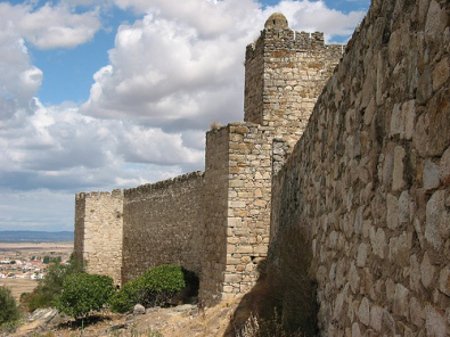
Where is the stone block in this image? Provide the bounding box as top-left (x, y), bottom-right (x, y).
top-left (425, 305), bottom-right (447, 337)
top-left (423, 160), bottom-right (440, 190)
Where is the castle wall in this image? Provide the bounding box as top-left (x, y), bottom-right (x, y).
top-left (270, 0), bottom-right (449, 335)
top-left (121, 172), bottom-right (204, 283)
top-left (74, 190), bottom-right (123, 285)
top-left (201, 127), bottom-right (230, 303)
top-left (223, 123), bottom-right (273, 296)
top-left (245, 27), bottom-right (343, 146)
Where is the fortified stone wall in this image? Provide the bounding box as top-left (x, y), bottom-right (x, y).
top-left (245, 15), bottom-right (342, 146)
top-left (74, 191), bottom-right (124, 285)
top-left (223, 123), bottom-right (273, 295)
top-left (74, 14), bottom-right (343, 303)
top-left (201, 128), bottom-right (230, 302)
top-left (122, 172), bottom-right (204, 283)
top-left (270, 0), bottom-right (449, 335)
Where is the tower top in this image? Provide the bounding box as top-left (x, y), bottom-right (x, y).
top-left (264, 12), bottom-right (289, 30)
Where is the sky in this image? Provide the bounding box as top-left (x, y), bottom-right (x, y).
top-left (0, 0), bottom-right (370, 232)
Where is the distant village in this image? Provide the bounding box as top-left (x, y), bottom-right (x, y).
top-left (0, 254), bottom-right (67, 280)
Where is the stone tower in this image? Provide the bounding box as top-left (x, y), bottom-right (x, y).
top-left (200, 14), bottom-right (343, 302)
top-left (245, 13), bottom-right (342, 145)
top-left (74, 13), bottom-right (343, 304)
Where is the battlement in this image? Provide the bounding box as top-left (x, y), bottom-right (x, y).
top-left (125, 171), bottom-right (204, 196)
top-left (76, 189), bottom-right (123, 201)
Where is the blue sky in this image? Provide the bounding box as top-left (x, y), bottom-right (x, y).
top-left (0, 0), bottom-right (369, 232)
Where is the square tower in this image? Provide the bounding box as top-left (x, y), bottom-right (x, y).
top-left (245, 13), bottom-right (343, 144)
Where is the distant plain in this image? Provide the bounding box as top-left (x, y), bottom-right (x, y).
top-left (0, 241), bottom-right (73, 300)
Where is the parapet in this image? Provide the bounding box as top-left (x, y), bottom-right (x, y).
top-left (76, 189), bottom-right (123, 201)
top-left (246, 12), bottom-right (344, 62)
top-left (124, 171), bottom-right (204, 196)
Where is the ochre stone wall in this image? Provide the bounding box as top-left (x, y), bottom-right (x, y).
top-left (122, 172), bottom-right (204, 283)
top-left (223, 123), bottom-right (273, 296)
top-left (245, 24), bottom-right (342, 146)
top-left (74, 190), bottom-right (123, 285)
top-left (270, 0), bottom-right (449, 335)
top-left (74, 14), bottom-right (343, 303)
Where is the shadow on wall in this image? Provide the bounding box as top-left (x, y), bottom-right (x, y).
top-left (224, 226), bottom-right (318, 337)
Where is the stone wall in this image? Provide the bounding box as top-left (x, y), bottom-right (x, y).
top-left (74, 190), bottom-right (124, 285)
top-left (201, 127), bottom-right (230, 302)
top-left (223, 123), bottom-right (273, 296)
top-left (74, 13), bottom-right (344, 303)
top-left (122, 172), bottom-right (204, 283)
top-left (245, 15), bottom-right (342, 146)
top-left (270, 0), bottom-right (449, 336)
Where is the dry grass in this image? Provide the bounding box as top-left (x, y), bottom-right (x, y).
top-left (0, 279), bottom-right (38, 301)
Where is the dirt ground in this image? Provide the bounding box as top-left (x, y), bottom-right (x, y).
top-left (0, 278), bottom-right (38, 301)
top-left (10, 297), bottom-right (245, 337)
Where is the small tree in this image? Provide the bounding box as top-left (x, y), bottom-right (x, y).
top-left (109, 264), bottom-right (186, 313)
top-left (22, 254), bottom-right (82, 311)
top-left (0, 286), bottom-right (20, 326)
top-left (57, 273), bottom-right (114, 319)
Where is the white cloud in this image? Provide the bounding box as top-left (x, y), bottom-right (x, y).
top-left (0, 0), bottom-right (367, 230)
top-left (0, 2), bottom-right (102, 122)
top-left (0, 3), bottom-right (101, 50)
top-left (81, 0), bottom-right (365, 131)
top-left (0, 99), bottom-right (204, 192)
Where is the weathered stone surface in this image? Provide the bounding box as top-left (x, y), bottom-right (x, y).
top-left (438, 266), bottom-right (450, 296)
top-left (440, 146), bottom-right (450, 186)
top-left (386, 194), bottom-right (399, 229)
top-left (392, 146), bottom-right (406, 192)
top-left (425, 190), bottom-right (445, 250)
top-left (425, 305), bottom-right (447, 337)
top-left (410, 297), bottom-right (425, 328)
top-left (393, 283), bottom-right (409, 318)
top-left (369, 305), bottom-right (383, 332)
top-left (358, 297), bottom-right (370, 326)
top-left (421, 252), bottom-right (435, 289)
top-left (356, 243), bottom-right (368, 267)
top-left (424, 160), bottom-right (440, 190)
top-left (432, 57), bottom-right (449, 91)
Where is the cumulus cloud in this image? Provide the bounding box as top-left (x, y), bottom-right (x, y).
top-left (81, 0), bottom-right (365, 131)
top-left (0, 97), bottom-right (203, 195)
top-left (0, 2), bottom-right (101, 49)
top-left (0, 0), bottom-right (367, 230)
top-left (0, 2), bottom-right (101, 122)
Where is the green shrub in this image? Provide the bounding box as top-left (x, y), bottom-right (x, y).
top-left (0, 286), bottom-right (20, 326)
top-left (21, 255), bottom-right (82, 311)
top-left (57, 273), bottom-right (114, 319)
top-left (110, 264), bottom-right (185, 313)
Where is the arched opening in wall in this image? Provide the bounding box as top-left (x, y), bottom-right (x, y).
top-left (181, 267), bottom-right (199, 304)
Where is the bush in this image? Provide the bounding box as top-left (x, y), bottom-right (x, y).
top-left (0, 286), bottom-right (20, 326)
top-left (21, 255), bottom-right (82, 311)
top-left (57, 273), bottom-right (114, 319)
top-left (109, 264), bottom-right (186, 313)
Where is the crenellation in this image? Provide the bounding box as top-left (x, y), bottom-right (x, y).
top-left (125, 171), bottom-right (204, 195)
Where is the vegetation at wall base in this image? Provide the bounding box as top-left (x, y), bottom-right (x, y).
top-left (56, 273), bottom-right (115, 319)
top-left (0, 286), bottom-right (20, 330)
top-left (109, 264), bottom-right (189, 313)
top-left (20, 255), bottom-right (82, 312)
